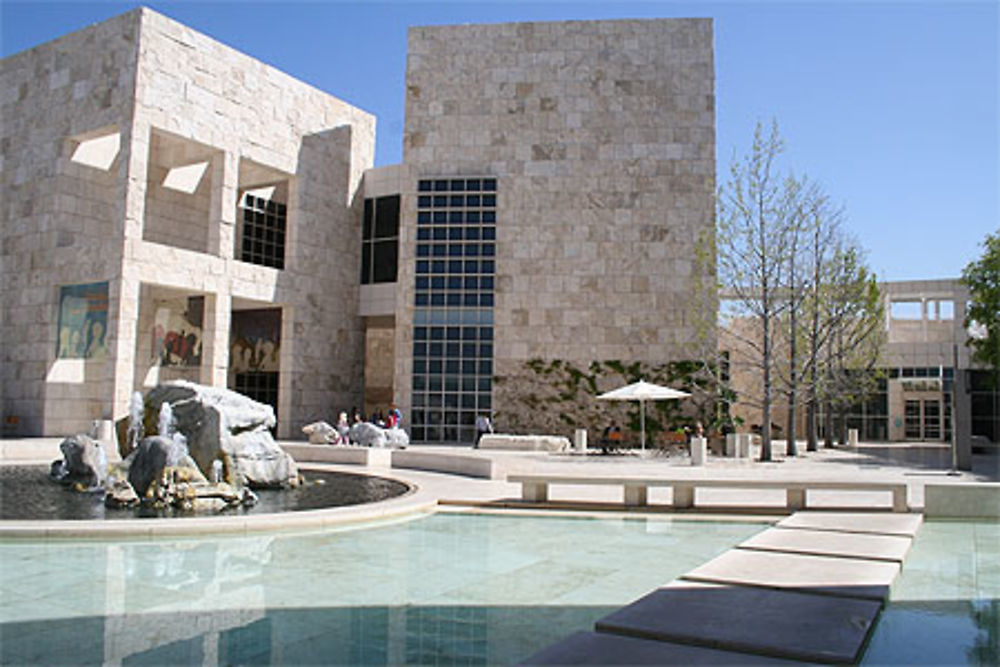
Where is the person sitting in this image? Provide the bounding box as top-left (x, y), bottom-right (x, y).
top-left (602, 422), bottom-right (623, 453)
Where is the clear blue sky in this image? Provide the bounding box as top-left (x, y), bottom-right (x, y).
top-left (3, 1), bottom-right (996, 282)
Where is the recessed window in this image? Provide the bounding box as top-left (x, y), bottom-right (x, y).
top-left (361, 195), bottom-right (400, 284)
top-left (240, 193), bottom-right (286, 269)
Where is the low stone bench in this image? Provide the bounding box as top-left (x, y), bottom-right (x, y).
top-left (924, 482), bottom-right (1000, 518)
top-left (478, 433), bottom-right (570, 452)
top-left (507, 474), bottom-right (909, 512)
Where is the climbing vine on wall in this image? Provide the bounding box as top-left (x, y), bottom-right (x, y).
top-left (494, 358), bottom-right (732, 443)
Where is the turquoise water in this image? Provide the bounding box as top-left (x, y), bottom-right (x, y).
top-left (0, 513), bottom-right (761, 665)
top-left (863, 520), bottom-right (999, 666)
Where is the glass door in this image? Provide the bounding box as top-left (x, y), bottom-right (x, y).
top-left (905, 400), bottom-right (922, 439)
top-left (922, 400), bottom-right (941, 440)
top-left (904, 398), bottom-right (943, 441)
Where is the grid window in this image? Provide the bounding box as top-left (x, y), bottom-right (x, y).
top-left (361, 195), bottom-right (400, 284)
top-left (234, 371), bottom-right (279, 430)
top-left (412, 177), bottom-right (497, 445)
top-left (240, 194), bottom-right (286, 269)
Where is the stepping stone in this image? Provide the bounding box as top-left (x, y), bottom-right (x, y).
top-left (740, 527), bottom-right (913, 563)
top-left (681, 548), bottom-right (900, 601)
top-left (777, 511), bottom-right (922, 537)
top-left (594, 580), bottom-right (882, 664)
top-left (520, 630), bottom-right (794, 665)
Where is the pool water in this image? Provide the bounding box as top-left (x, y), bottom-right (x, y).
top-left (862, 519), bottom-right (999, 666)
top-left (0, 514), bottom-right (761, 665)
top-left (0, 465), bottom-right (409, 520)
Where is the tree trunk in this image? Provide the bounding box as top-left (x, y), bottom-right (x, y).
top-left (823, 401), bottom-right (834, 448)
top-left (806, 396), bottom-right (818, 452)
top-left (761, 318), bottom-right (773, 462)
top-left (787, 324), bottom-right (798, 457)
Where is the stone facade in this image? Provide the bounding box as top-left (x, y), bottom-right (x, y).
top-left (1, 8), bottom-right (374, 437)
top-left (395, 19), bottom-right (716, 435)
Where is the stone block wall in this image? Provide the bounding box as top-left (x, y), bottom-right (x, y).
top-left (2, 8), bottom-right (375, 437)
top-left (395, 19), bottom-right (716, 432)
top-left (1, 11), bottom-right (140, 435)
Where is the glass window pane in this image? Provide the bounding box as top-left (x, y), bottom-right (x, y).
top-left (361, 243), bottom-right (372, 284)
top-left (372, 240), bottom-right (398, 283)
top-left (363, 199), bottom-right (373, 239)
top-left (374, 195), bottom-right (400, 238)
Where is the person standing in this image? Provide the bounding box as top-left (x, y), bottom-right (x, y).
top-left (474, 414), bottom-right (493, 447)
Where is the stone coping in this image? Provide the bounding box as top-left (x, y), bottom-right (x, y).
top-left (0, 463), bottom-right (436, 540)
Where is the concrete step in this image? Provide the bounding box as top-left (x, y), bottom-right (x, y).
top-left (681, 547), bottom-right (900, 601)
top-left (520, 629), bottom-right (796, 665)
top-left (776, 511), bottom-right (922, 537)
top-left (739, 526), bottom-right (913, 562)
top-left (594, 580), bottom-right (882, 664)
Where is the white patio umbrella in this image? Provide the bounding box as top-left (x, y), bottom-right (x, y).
top-left (597, 380), bottom-right (691, 450)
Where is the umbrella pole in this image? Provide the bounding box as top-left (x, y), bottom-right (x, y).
top-left (640, 399), bottom-right (646, 450)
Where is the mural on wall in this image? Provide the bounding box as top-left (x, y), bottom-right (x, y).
top-left (230, 309), bottom-right (281, 373)
top-left (151, 296), bottom-right (204, 367)
top-left (57, 282), bottom-right (108, 359)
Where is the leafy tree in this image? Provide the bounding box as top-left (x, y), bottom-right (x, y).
top-left (962, 229), bottom-right (1000, 373)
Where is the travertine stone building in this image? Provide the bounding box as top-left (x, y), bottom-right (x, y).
top-left (2, 11), bottom-right (716, 443)
top-left (1, 8), bottom-right (374, 437)
top-left (392, 20), bottom-right (716, 442)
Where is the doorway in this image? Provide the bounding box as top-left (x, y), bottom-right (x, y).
top-left (904, 398), bottom-right (942, 441)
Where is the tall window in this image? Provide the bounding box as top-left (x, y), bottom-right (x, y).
top-left (361, 195), bottom-right (400, 284)
top-left (411, 178), bottom-right (497, 444)
top-left (240, 193), bottom-right (286, 269)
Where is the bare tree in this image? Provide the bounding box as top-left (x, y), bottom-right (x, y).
top-left (716, 121), bottom-right (800, 461)
top-left (807, 246), bottom-right (885, 448)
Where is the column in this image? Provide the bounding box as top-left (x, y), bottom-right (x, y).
top-left (200, 292), bottom-right (231, 388)
top-left (209, 150), bottom-right (238, 259)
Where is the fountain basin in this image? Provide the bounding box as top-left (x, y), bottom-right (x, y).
top-left (0, 463), bottom-right (425, 539)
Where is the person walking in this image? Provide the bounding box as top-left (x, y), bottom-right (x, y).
top-left (474, 414), bottom-right (493, 447)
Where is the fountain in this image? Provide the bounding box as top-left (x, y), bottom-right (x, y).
top-left (2, 381), bottom-right (411, 522)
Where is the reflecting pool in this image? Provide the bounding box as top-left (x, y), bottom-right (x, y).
top-left (0, 514), bottom-right (761, 664)
top-left (863, 520), bottom-right (999, 665)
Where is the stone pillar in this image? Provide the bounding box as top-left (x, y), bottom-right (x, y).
top-left (108, 274), bottom-right (141, 420)
top-left (200, 292), bottom-right (231, 388)
top-left (209, 150), bottom-right (237, 259)
top-left (690, 436), bottom-right (707, 465)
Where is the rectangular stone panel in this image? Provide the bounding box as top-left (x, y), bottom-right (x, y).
top-left (520, 630), bottom-right (795, 665)
top-left (681, 549), bottom-right (900, 601)
top-left (777, 512), bottom-right (922, 537)
top-left (740, 527), bottom-right (913, 563)
top-left (595, 581), bottom-right (882, 664)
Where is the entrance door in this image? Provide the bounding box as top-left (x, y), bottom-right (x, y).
top-left (904, 398), bottom-right (942, 441)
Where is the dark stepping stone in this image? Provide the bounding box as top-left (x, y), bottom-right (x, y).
top-left (595, 580), bottom-right (883, 664)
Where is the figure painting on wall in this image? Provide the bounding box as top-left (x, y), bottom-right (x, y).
top-left (230, 309), bottom-right (281, 373)
top-left (151, 296), bottom-right (204, 367)
top-left (57, 282), bottom-right (108, 359)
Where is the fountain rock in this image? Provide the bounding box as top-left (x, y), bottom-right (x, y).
top-left (50, 434), bottom-right (107, 489)
top-left (349, 422), bottom-right (409, 449)
top-left (119, 381), bottom-right (299, 489)
top-left (302, 421), bottom-right (338, 444)
top-left (126, 435), bottom-right (205, 498)
top-left (105, 477), bottom-right (139, 508)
